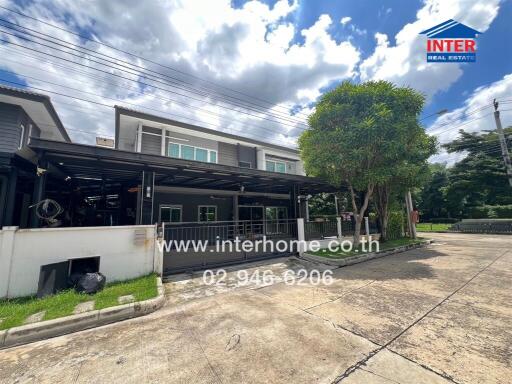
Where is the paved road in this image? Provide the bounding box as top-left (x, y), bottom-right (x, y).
top-left (0, 233), bottom-right (510, 383)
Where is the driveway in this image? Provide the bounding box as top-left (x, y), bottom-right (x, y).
top-left (0, 233), bottom-right (510, 383)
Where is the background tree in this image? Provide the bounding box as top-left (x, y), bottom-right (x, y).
top-left (416, 163), bottom-right (450, 220)
top-left (299, 80), bottom-right (435, 245)
top-left (417, 127), bottom-right (512, 219)
top-left (307, 193), bottom-right (338, 217)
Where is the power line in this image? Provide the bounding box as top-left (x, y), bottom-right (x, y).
top-left (0, 7), bottom-right (312, 120)
top-left (0, 33), bottom-right (308, 132)
top-left (429, 113), bottom-right (494, 136)
top-left (0, 22), bottom-right (310, 129)
top-left (0, 65), bottom-right (300, 139)
top-left (0, 78), bottom-right (299, 146)
top-left (428, 105), bottom-right (492, 130)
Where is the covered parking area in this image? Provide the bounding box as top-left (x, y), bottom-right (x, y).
top-left (26, 137), bottom-right (333, 227)
top-left (25, 138), bottom-right (337, 273)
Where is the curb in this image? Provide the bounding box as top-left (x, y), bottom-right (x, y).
top-left (0, 277), bottom-right (165, 350)
top-left (301, 240), bottom-right (433, 267)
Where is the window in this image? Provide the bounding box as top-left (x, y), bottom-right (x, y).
top-left (266, 159), bottom-right (287, 173)
top-left (19, 124), bottom-right (25, 149)
top-left (198, 206), bottom-right (217, 222)
top-left (275, 162), bottom-right (286, 173)
top-left (181, 145), bottom-right (194, 160)
top-left (160, 205), bottom-right (182, 223)
top-left (167, 143), bottom-right (218, 163)
top-left (265, 207), bottom-right (288, 220)
top-left (169, 143), bottom-right (180, 158)
top-left (195, 148), bottom-right (208, 162)
top-left (265, 207), bottom-right (288, 234)
top-left (239, 161), bottom-right (252, 168)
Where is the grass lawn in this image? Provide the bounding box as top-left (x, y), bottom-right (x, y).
top-left (416, 223), bottom-right (453, 232)
top-left (0, 274), bottom-right (158, 331)
top-left (309, 237), bottom-right (426, 259)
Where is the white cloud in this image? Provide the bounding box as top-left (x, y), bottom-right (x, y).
top-left (0, 0), bottom-right (359, 146)
top-left (340, 16), bottom-right (366, 37)
top-left (428, 73), bottom-right (512, 164)
top-left (340, 16), bottom-right (352, 25)
top-left (360, 0), bottom-right (502, 101)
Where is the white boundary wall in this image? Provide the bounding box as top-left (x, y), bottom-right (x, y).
top-left (0, 225), bottom-right (163, 299)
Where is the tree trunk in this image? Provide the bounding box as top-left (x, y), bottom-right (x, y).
top-left (349, 183), bottom-right (374, 249)
top-left (375, 184), bottom-right (390, 242)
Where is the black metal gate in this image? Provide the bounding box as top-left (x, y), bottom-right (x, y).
top-left (163, 219), bottom-right (298, 274)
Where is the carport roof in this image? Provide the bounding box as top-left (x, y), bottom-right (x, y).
top-left (28, 138), bottom-right (336, 194)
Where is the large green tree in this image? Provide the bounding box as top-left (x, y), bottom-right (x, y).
top-left (417, 127), bottom-right (512, 219)
top-left (299, 80), bottom-right (435, 245)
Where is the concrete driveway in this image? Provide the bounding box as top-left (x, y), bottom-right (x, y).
top-left (0, 233), bottom-right (511, 384)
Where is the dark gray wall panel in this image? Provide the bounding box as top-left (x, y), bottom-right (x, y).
top-left (140, 128), bottom-right (162, 155)
top-left (0, 103), bottom-right (22, 153)
top-left (218, 142), bottom-right (237, 166)
top-left (238, 145), bottom-right (257, 168)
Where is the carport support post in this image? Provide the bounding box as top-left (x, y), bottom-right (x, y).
top-left (3, 168), bottom-right (17, 226)
top-left (336, 217), bottom-right (343, 239)
top-left (30, 161), bottom-right (48, 228)
top-left (297, 218), bottom-right (305, 256)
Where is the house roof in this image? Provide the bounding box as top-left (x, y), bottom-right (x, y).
top-left (420, 19), bottom-right (481, 38)
top-left (115, 105), bottom-right (300, 154)
top-left (0, 84), bottom-right (71, 143)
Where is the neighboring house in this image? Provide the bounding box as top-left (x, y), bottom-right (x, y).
top-left (0, 85), bottom-right (70, 228)
top-left (1, 84), bottom-right (332, 230)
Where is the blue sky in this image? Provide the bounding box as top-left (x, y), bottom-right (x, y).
top-left (0, 0), bottom-right (510, 163)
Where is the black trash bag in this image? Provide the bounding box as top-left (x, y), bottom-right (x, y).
top-left (75, 272), bottom-right (106, 294)
top-left (68, 272), bottom-right (84, 288)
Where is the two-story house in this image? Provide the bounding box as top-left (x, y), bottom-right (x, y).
top-left (1, 84), bottom-right (332, 229)
top-left (114, 106), bottom-right (312, 225)
top-left (1, 84), bottom-right (335, 272)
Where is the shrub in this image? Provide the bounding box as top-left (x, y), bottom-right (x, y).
top-left (387, 211), bottom-right (405, 240)
top-left (429, 218), bottom-right (459, 224)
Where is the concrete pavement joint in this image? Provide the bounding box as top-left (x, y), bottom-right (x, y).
top-left (385, 347), bottom-right (461, 384)
top-left (177, 308), bottom-right (224, 384)
top-left (330, 248), bottom-right (508, 383)
top-left (359, 367), bottom-right (402, 384)
top-left (303, 280), bottom-right (379, 312)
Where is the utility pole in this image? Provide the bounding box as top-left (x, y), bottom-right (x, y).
top-left (493, 99), bottom-right (512, 187)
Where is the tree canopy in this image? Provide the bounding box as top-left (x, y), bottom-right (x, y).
top-left (417, 127), bottom-right (512, 219)
top-left (299, 80), bottom-right (436, 242)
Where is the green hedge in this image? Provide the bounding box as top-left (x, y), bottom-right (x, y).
top-left (468, 205), bottom-right (512, 219)
top-left (387, 211), bottom-right (405, 240)
top-left (429, 218), bottom-right (459, 224)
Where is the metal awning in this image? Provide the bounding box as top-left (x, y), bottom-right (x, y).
top-left (28, 138), bottom-right (336, 194)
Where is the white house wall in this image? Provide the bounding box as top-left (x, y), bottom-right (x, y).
top-left (0, 225), bottom-right (161, 298)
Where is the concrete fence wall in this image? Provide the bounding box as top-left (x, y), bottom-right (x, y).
top-left (0, 225), bottom-right (163, 299)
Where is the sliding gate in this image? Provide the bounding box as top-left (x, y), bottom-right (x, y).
top-left (163, 219), bottom-right (298, 274)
